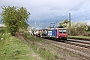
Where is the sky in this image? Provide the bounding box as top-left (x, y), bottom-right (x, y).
top-left (0, 0), bottom-right (90, 29)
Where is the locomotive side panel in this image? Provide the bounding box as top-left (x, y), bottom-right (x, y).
top-left (47, 30), bottom-right (57, 37)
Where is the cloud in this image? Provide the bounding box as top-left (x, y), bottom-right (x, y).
top-left (0, 0), bottom-right (90, 27)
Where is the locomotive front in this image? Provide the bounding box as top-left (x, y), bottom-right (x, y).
top-left (56, 28), bottom-right (67, 40)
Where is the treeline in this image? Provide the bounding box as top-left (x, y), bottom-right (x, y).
top-left (58, 19), bottom-right (90, 36)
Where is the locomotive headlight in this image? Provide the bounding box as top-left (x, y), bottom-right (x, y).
top-left (65, 35), bottom-right (66, 37)
top-left (59, 35), bottom-right (60, 36)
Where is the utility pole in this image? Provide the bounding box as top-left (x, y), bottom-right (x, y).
top-left (35, 22), bottom-right (36, 38)
top-left (69, 13), bottom-right (71, 36)
top-left (41, 23), bottom-right (44, 37)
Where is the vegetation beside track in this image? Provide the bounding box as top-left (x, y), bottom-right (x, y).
top-left (26, 35), bottom-right (57, 60)
top-left (68, 36), bottom-right (90, 40)
top-left (26, 35), bottom-right (89, 60)
top-left (0, 28), bottom-right (89, 60)
top-left (0, 33), bottom-right (44, 60)
top-left (0, 28), bottom-right (56, 60)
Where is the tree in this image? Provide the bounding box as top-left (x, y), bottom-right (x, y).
top-left (63, 19), bottom-right (69, 24)
top-left (88, 26), bottom-right (90, 31)
top-left (1, 6), bottom-right (30, 36)
top-left (58, 20), bottom-right (89, 36)
top-left (58, 19), bottom-right (69, 28)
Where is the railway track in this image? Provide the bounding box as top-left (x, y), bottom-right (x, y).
top-left (67, 39), bottom-right (90, 44)
top-left (65, 41), bottom-right (90, 48)
top-left (43, 37), bottom-right (90, 49)
top-left (41, 38), bottom-right (90, 59)
top-left (66, 39), bottom-right (90, 49)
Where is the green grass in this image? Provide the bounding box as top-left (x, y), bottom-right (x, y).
top-left (27, 35), bottom-right (83, 60)
top-left (0, 30), bottom-right (56, 60)
top-left (0, 33), bottom-right (43, 60)
top-left (29, 43), bottom-right (56, 60)
top-left (27, 34), bottom-right (43, 42)
top-left (27, 35), bottom-right (57, 60)
top-left (1, 30), bottom-right (86, 60)
top-left (0, 28), bottom-right (5, 40)
top-left (68, 36), bottom-right (90, 40)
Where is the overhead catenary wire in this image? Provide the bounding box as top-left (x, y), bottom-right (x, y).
top-left (69, 0), bottom-right (87, 11)
top-left (71, 9), bottom-right (90, 18)
top-left (59, 0), bottom-right (88, 20)
top-left (72, 13), bottom-right (90, 19)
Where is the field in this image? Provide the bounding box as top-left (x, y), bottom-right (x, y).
top-left (0, 33), bottom-right (44, 60)
top-left (0, 31), bottom-right (89, 60)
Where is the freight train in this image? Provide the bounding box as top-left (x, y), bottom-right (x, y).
top-left (35, 27), bottom-right (67, 41)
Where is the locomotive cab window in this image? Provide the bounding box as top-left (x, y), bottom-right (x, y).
top-left (59, 30), bottom-right (62, 33)
top-left (59, 30), bottom-right (66, 33)
top-left (62, 30), bottom-right (66, 33)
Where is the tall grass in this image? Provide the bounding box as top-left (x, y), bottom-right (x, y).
top-left (27, 34), bottom-right (56, 60)
top-left (0, 33), bottom-right (43, 60)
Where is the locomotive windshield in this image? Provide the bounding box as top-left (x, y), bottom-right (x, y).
top-left (59, 29), bottom-right (66, 33)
